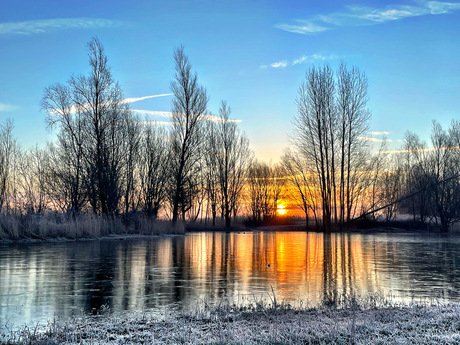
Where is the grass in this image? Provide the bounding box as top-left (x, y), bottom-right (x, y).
top-left (2, 296), bottom-right (460, 344)
top-left (0, 213), bottom-right (185, 241)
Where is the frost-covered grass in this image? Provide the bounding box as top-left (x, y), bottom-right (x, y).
top-left (3, 297), bottom-right (460, 344)
top-left (0, 213), bottom-right (184, 241)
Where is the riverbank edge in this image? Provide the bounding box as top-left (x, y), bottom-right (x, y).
top-left (0, 213), bottom-right (454, 243)
top-left (0, 213), bottom-right (186, 242)
top-left (4, 300), bottom-right (460, 344)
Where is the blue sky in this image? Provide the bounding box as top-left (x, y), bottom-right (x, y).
top-left (1, 0), bottom-right (460, 160)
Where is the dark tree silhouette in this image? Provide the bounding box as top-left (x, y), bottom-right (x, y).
top-left (42, 37), bottom-right (137, 215)
top-left (169, 46), bottom-right (208, 226)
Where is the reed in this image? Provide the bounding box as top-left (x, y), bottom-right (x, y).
top-left (0, 213), bottom-right (184, 241)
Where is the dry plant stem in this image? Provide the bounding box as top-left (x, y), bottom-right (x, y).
top-left (3, 296), bottom-right (460, 345)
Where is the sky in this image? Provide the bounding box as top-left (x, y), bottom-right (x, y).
top-left (1, 0), bottom-right (460, 161)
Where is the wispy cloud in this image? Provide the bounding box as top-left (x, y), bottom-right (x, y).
top-left (274, 22), bottom-right (329, 34)
top-left (202, 114), bottom-right (242, 123)
top-left (275, 1), bottom-right (460, 35)
top-left (359, 136), bottom-right (392, 143)
top-left (122, 94), bottom-right (172, 104)
top-left (132, 109), bottom-right (242, 123)
top-left (51, 95), bottom-right (170, 115)
top-left (371, 131), bottom-right (390, 135)
top-left (270, 60), bottom-right (288, 68)
top-left (132, 110), bottom-right (172, 118)
top-left (382, 146), bottom-right (460, 154)
top-left (292, 53), bottom-right (340, 65)
top-left (0, 103), bottom-right (17, 113)
top-left (137, 121), bottom-right (172, 126)
top-left (262, 53), bottom-right (339, 69)
top-left (0, 17), bottom-right (123, 35)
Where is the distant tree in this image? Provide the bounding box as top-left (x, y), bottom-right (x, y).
top-left (169, 46), bottom-right (208, 226)
top-left (0, 119), bottom-right (16, 213)
top-left (247, 161), bottom-right (281, 224)
top-left (400, 122), bottom-right (460, 232)
top-left (400, 132), bottom-right (429, 222)
top-left (122, 114), bottom-right (141, 214)
top-left (138, 123), bottom-right (169, 219)
top-left (203, 119), bottom-right (221, 225)
top-left (426, 121), bottom-right (460, 232)
top-left (379, 155), bottom-right (403, 221)
top-left (16, 146), bottom-right (48, 214)
top-left (281, 148), bottom-right (319, 228)
top-left (214, 101), bottom-right (252, 228)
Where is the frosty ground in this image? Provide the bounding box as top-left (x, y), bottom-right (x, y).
top-left (3, 297), bottom-right (460, 345)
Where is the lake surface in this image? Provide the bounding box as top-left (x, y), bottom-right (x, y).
top-left (1, 231), bottom-right (460, 328)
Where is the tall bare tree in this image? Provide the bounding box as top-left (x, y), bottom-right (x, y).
top-left (337, 63), bottom-right (370, 223)
top-left (293, 64), bottom-right (370, 231)
top-left (214, 101), bottom-right (252, 228)
top-left (203, 119), bottom-right (221, 225)
top-left (42, 37), bottom-right (135, 215)
top-left (169, 46), bottom-right (208, 226)
top-left (42, 83), bottom-right (86, 214)
top-left (295, 65), bottom-right (336, 231)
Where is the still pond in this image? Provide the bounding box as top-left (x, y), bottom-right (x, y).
top-left (1, 231), bottom-right (460, 328)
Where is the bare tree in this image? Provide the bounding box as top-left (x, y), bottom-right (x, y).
top-left (42, 83), bottom-right (86, 214)
top-left (337, 63), bottom-right (370, 223)
top-left (122, 114), bottom-right (141, 214)
top-left (399, 122), bottom-right (460, 232)
top-left (400, 132), bottom-right (430, 222)
top-left (0, 119), bottom-right (15, 213)
top-left (214, 101), bottom-right (252, 228)
top-left (293, 64), bottom-right (371, 231)
top-left (295, 65), bottom-right (336, 231)
top-left (169, 46), bottom-right (208, 226)
top-left (203, 119), bottom-right (221, 225)
top-left (138, 123), bottom-right (169, 219)
top-left (42, 37), bottom-right (135, 215)
top-left (16, 147), bottom-right (48, 214)
top-left (247, 161), bottom-right (281, 224)
top-left (426, 121), bottom-right (460, 232)
top-left (379, 155), bottom-right (404, 221)
top-left (281, 148), bottom-right (319, 228)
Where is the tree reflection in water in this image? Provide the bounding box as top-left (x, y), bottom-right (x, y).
top-left (1, 231), bottom-right (460, 328)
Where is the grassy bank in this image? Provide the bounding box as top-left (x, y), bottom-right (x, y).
top-left (0, 213), bottom-right (184, 241)
top-left (3, 298), bottom-right (460, 344)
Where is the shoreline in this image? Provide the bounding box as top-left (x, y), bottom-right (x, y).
top-left (4, 300), bottom-right (460, 344)
top-left (1, 218), bottom-right (456, 244)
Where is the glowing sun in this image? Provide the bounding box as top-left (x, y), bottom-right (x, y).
top-left (277, 204), bottom-right (287, 216)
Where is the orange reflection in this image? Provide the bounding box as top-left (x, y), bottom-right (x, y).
top-left (181, 231), bottom-right (404, 304)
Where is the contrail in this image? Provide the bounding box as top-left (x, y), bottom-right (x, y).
top-left (122, 94), bottom-right (172, 104)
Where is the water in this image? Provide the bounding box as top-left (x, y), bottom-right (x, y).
top-left (1, 231), bottom-right (460, 328)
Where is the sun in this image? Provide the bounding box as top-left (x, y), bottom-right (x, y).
top-left (277, 204), bottom-right (287, 216)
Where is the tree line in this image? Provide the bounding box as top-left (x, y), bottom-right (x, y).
top-left (1, 37), bottom-right (459, 233)
top-left (284, 64), bottom-right (460, 232)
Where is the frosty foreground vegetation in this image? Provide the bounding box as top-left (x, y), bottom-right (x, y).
top-left (4, 298), bottom-right (460, 344)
